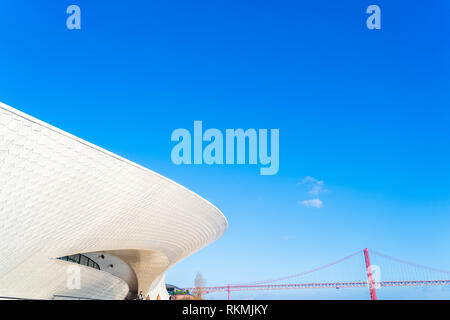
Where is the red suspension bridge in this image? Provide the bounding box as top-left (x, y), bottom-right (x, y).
top-left (184, 248), bottom-right (450, 300)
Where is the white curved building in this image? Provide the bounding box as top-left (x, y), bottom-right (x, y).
top-left (0, 102), bottom-right (227, 300)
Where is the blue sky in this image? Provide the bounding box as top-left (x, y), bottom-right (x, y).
top-left (1, 1), bottom-right (449, 299)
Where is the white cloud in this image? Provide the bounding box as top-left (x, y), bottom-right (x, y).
top-left (309, 180), bottom-right (324, 196)
top-left (299, 198), bottom-right (323, 208)
top-left (297, 176), bottom-right (327, 196)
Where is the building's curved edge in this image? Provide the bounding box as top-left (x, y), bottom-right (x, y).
top-left (0, 101), bottom-right (228, 229)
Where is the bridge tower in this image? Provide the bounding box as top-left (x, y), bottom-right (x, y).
top-left (363, 248), bottom-right (377, 300)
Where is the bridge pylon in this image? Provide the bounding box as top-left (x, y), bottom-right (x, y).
top-left (363, 248), bottom-right (377, 300)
